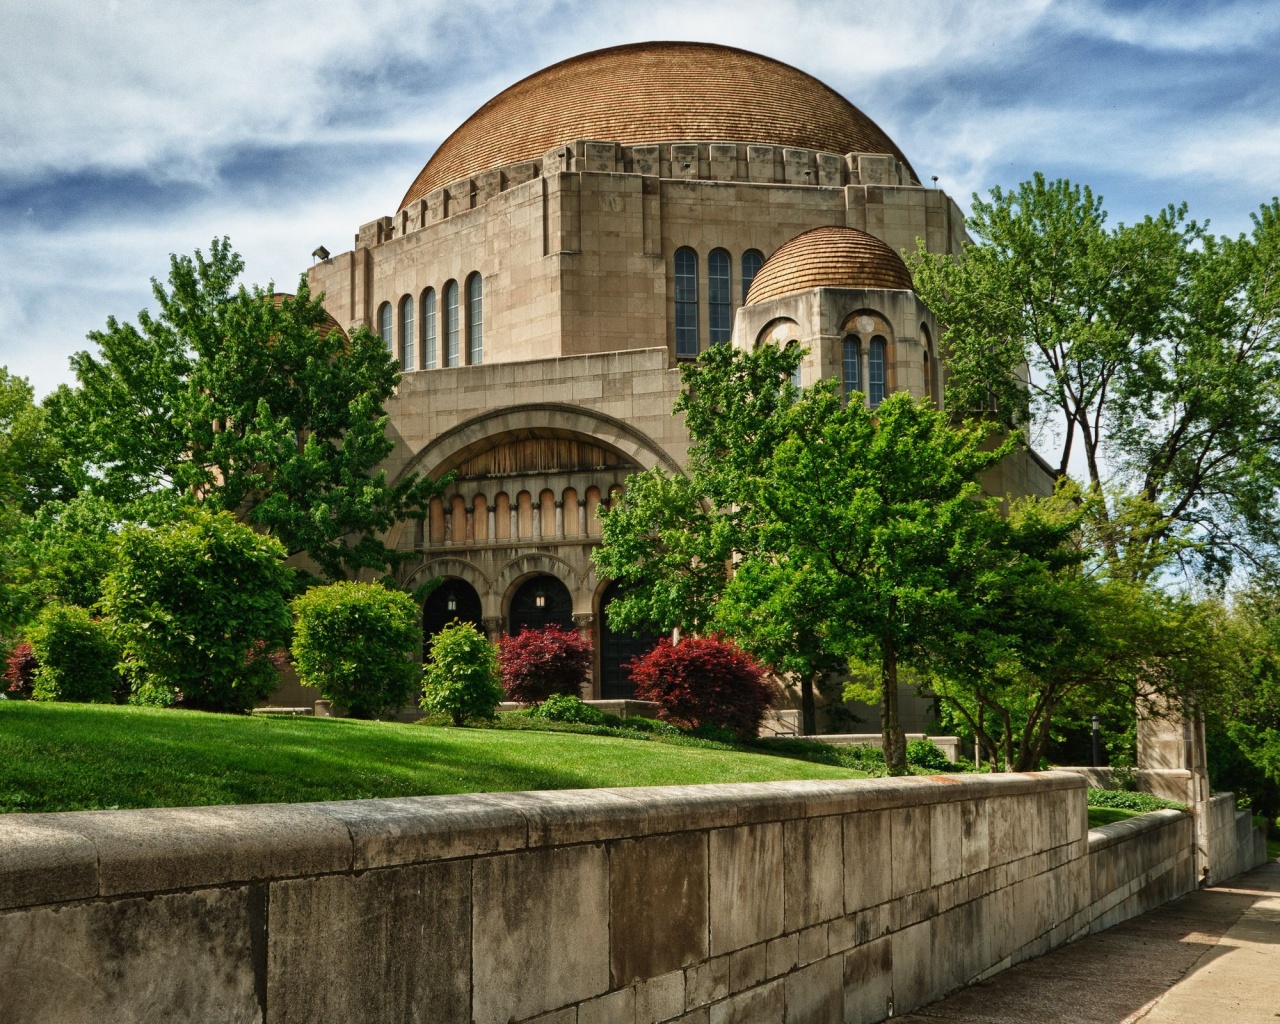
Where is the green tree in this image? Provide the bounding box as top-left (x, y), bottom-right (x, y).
top-left (910, 179), bottom-right (1280, 582)
top-left (596, 343), bottom-right (838, 734)
top-left (45, 238), bottom-right (445, 580)
top-left (0, 368), bottom-right (75, 516)
top-left (597, 344), bottom-right (1032, 773)
top-left (103, 509), bottom-right (294, 712)
top-left (291, 581), bottom-right (421, 718)
top-left (422, 622), bottom-right (504, 726)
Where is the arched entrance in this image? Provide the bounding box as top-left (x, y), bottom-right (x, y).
top-left (599, 580), bottom-right (663, 699)
top-left (509, 574), bottom-right (574, 635)
top-left (422, 577), bottom-right (484, 657)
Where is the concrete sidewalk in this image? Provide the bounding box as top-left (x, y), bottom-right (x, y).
top-left (899, 860), bottom-right (1280, 1024)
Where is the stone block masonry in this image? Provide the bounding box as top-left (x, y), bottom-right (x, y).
top-left (0, 772), bottom-right (1261, 1024)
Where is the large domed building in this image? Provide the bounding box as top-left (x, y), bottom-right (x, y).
top-left (304, 41), bottom-right (1051, 721)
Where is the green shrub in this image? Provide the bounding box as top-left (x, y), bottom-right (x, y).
top-left (291, 581), bottom-right (420, 718)
top-left (1086, 788), bottom-right (1185, 812)
top-left (26, 604), bottom-right (119, 703)
top-left (102, 510), bottom-right (293, 713)
top-left (531, 694), bottom-right (607, 725)
top-left (622, 716), bottom-right (682, 737)
top-left (906, 737), bottom-right (953, 771)
top-left (422, 622), bottom-right (504, 726)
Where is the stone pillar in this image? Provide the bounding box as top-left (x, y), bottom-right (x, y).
top-left (572, 613), bottom-right (596, 699)
top-left (578, 498), bottom-right (588, 536)
top-left (444, 508), bottom-right (452, 545)
top-left (465, 508), bottom-right (475, 544)
top-left (532, 505), bottom-right (541, 539)
top-left (483, 616), bottom-right (504, 644)
top-left (1137, 698), bottom-right (1210, 881)
top-left (555, 501), bottom-right (565, 539)
top-left (487, 505), bottom-right (496, 540)
top-left (510, 507), bottom-right (518, 540)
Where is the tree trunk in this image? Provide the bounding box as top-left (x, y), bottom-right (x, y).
top-left (880, 636), bottom-right (908, 775)
top-left (800, 673), bottom-right (817, 736)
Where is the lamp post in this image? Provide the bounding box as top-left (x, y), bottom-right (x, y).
top-left (1091, 715), bottom-right (1102, 768)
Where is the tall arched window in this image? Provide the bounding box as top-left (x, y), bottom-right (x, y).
top-left (708, 248), bottom-right (731, 345)
top-left (842, 336), bottom-right (862, 400)
top-left (444, 281), bottom-right (460, 367)
top-left (466, 273), bottom-right (483, 365)
top-left (377, 302), bottom-right (393, 356)
top-left (674, 247), bottom-right (699, 358)
top-left (399, 296), bottom-right (415, 371)
top-left (742, 250), bottom-right (764, 301)
top-left (421, 288), bottom-right (437, 369)
top-left (868, 336), bottom-right (887, 407)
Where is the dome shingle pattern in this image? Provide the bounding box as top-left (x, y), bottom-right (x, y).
top-left (745, 227), bottom-right (914, 305)
top-left (399, 42), bottom-right (916, 210)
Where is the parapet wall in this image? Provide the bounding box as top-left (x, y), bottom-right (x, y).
top-left (0, 772), bottom-right (1259, 1024)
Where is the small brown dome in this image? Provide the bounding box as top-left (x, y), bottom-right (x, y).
top-left (270, 293), bottom-right (345, 340)
top-left (744, 227), bottom-right (913, 304)
top-left (399, 41), bottom-right (917, 210)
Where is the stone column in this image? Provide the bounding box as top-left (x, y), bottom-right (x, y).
top-left (578, 498), bottom-right (588, 536)
top-left (487, 504), bottom-right (496, 540)
top-left (555, 500), bottom-right (565, 539)
top-left (482, 616), bottom-right (504, 644)
top-left (443, 507), bottom-right (452, 545)
top-left (510, 506), bottom-right (518, 540)
top-left (572, 613), bottom-right (596, 699)
top-left (532, 505), bottom-right (541, 539)
top-left (465, 508), bottom-right (475, 544)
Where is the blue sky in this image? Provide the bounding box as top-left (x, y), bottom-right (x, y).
top-left (3, 0), bottom-right (1278, 401)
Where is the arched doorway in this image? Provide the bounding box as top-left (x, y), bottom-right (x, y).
top-left (422, 577), bottom-right (484, 658)
top-left (508, 574), bottom-right (574, 635)
top-left (599, 580), bottom-right (663, 699)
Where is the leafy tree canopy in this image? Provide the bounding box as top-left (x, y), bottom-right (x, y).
top-left (596, 343), bottom-right (1072, 772)
top-left (45, 238), bottom-right (445, 580)
top-left (909, 178), bottom-right (1280, 583)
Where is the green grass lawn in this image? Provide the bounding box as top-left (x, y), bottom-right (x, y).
top-left (0, 702), bottom-right (867, 813)
top-left (1087, 806), bottom-right (1144, 828)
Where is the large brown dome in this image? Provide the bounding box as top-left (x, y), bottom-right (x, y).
top-left (399, 42), bottom-right (917, 210)
top-left (745, 227), bottom-right (914, 304)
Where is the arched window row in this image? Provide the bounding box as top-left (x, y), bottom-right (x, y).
top-left (673, 247), bottom-right (767, 358)
top-left (418, 484), bottom-right (625, 547)
top-left (380, 274), bottom-right (483, 371)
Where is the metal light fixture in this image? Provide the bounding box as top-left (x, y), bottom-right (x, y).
top-left (447, 595), bottom-right (457, 612)
top-left (311, 245), bottom-right (330, 263)
top-left (534, 591), bottom-right (547, 609)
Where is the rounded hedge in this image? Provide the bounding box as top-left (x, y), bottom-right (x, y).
top-left (26, 603), bottom-right (119, 704)
top-left (102, 510), bottom-right (293, 713)
top-left (628, 636), bottom-right (775, 741)
top-left (291, 581), bottom-right (421, 718)
top-left (499, 625), bottom-right (592, 704)
top-left (422, 622), bottom-right (504, 726)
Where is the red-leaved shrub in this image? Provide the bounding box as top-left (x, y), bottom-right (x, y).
top-left (4, 642), bottom-right (38, 699)
top-left (628, 636), bottom-right (775, 741)
top-left (499, 625), bottom-right (592, 704)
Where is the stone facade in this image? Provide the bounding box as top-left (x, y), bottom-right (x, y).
top-left (298, 43), bottom-right (1054, 708)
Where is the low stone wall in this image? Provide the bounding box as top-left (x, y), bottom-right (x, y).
top-left (1204, 792), bottom-right (1269, 885)
top-left (0, 771), bottom-right (1244, 1024)
top-left (1085, 809), bottom-right (1196, 933)
top-left (773, 733), bottom-right (962, 762)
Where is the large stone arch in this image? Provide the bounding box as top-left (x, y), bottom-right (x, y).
top-left (403, 556), bottom-right (496, 615)
top-left (393, 403), bottom-right (683, 484)
top-left (495, 552), bottom-right (584, 607)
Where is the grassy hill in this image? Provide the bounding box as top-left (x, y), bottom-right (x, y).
top-left (0, 702), bottom-right (866, 813)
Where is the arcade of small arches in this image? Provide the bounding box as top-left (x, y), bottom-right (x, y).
top-left (415, 483), bottom-right (623, 548)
